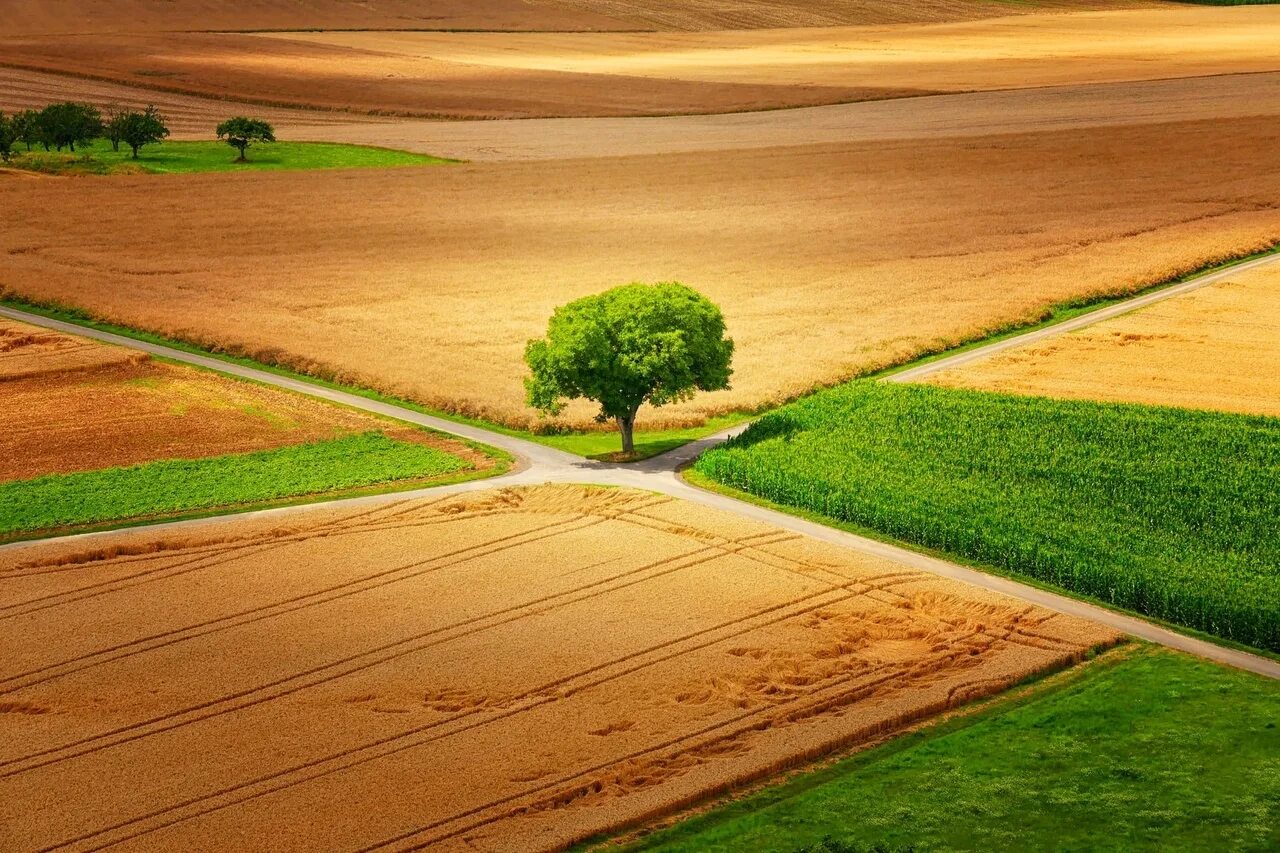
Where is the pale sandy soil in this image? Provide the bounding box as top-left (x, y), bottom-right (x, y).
top-left (0, 318), bottom-right (481, 481)
top-left (1, 6), bottom-right (1262, 118)
top-left (925, 264), bottom-right (1280, 418)
top-left (0, 485), bottom-right (1118, 852)
top-left (2, 0), bottom-right (1157, 36)
top-left (3, 117), bottom-right (1279, 430)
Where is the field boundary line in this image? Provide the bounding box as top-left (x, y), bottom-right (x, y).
top-left (885, 249), bottom-right (1280, 384)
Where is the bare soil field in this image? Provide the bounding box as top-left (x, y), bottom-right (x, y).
top-left (0, 67), bottom-right (391, 138)
top-left (0, 484), bottom-right (1118, 852)
top-left (0, 0), bottom-right (625, 37)
top-left (2, 6), bottom-right (1265, 119)
top-left (2, 0), bottom-right (1158, 37)
top-left (925, 263), bottom-right (1280, 418)
top-left (4, 116), bottom-right (1279, 430)
top-left (0, 318), bottom-right (483, 482)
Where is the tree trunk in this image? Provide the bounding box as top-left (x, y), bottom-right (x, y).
top-left (130, 144), bottom-right (140, 159)
top-left (618, 413), bottom-right (636, 455)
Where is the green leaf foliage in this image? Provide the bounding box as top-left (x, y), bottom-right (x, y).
top-left (216, 116), bottom-right (276, 160)
top-left (695, 382), bottom-right (1280, 651)
top-left (524, 282), bottom-right (733, 449)
top-left (0, 431), bottom-right (466, 537)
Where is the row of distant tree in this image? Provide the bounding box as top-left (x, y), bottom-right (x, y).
top-left (0, 102), bottom-right (278, 164)
top-left (0, 103), bottom-right (169, 162)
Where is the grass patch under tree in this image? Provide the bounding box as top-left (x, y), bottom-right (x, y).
top-left (618, 645), bottom-right (1280, 853)
top-left (7, 139), bottom-right (451, 175)
top-left (694, 382), bottom-right (1280, 652)
top-left (0, 431), bottom-right (474, 540)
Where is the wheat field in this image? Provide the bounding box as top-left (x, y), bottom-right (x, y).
top-left (0, 485), bottom-right (1116, 852)
top-left (926, 263), bottom-right (1280, 418)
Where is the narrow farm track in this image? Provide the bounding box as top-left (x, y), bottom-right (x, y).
top-left (1, 298), bottom-right (1277, 683)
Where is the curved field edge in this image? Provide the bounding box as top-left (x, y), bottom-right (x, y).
top-left (0, 430), bottom-right (510, 545)
top-left (4, 242), bottom-right (1278, 461)
top-left (692, 382), bottom-right (1280, 653)
top-left (6, 140), bottom-right (456, 176)
top-left (602, 644), bottom-right (1280, 852)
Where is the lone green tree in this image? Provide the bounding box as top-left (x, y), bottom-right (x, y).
top-left (524, 282), bottom-right (734, 455)
top-left (216, 116), bottom-right (274, 162)
top-left (103, 105), bottom-right (126, 152)
top-left (118, 106), bottom-right (170, 159)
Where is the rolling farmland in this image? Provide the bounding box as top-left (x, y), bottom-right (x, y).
top-left (926, 262), bottom-right (1280, 418)
top-left (3, 0), bottom-right (1279, 848)
top-left (4, 117), bottom-right (1280, 430)
top-left (0, 485), bottom-right (1117, 851)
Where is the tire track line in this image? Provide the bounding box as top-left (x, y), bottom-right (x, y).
top-left (40, 555), bottom-right (905, 852)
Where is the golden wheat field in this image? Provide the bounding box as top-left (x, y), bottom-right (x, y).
top-left (925, 264), bottom-right (1280, 418)
top-left (2, 6), bottom-right (1268, 118)
top-left (0, 317), bottom-right (485, 481)
top-left (3, 116), bottom-right (1280, 429)
top-left (0, 485), bottom-right (1118, 852)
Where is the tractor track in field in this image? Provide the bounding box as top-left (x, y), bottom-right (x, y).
top-left (1, 277), bottom-right (1278, 684)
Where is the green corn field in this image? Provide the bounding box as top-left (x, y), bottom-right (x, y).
top-left (694, 382), bottom-right (1280, 652)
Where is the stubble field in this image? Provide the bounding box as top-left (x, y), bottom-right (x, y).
top-left (4, 116), bottom-right (1280, 429)
top-left (0, 484), bottom-right (1118, 852)
top-left (926, 263), bottom-right (1280, 418)
top-left (0, 317), bottom-right (473, 482)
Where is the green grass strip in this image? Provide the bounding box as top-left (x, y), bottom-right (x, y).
top-left (0, 431), bottom-right (466, 536)
top-left (621, 646), bottom-right (1280, 852)
top-left (9, 140), bottom-right (452, 175)
top-left (694, 382), bottom-right (1280, 652)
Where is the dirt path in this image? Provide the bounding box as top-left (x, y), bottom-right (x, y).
top-left (2, 298), bottom-right (1276, 681)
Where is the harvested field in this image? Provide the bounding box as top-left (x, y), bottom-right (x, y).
top-left (1, 0), bottom-right (1160, 37)
top-left (0, 317), bottom-right (484, 482)
top-left (2, 7), bottom-right (1269, 118)
top-left (4, 116), bottom-right (1280, 429)
top-left (926, 263), bottom-right (1280, 418)
top-left (0, 484), bottom-right (1118, 852)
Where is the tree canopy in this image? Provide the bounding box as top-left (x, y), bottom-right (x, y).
top-left (117, 106), bottom-right (170, 159)
top-left (0, 112), bottom-right (16, 163)
top-left (524, 282), bottom-right (734, 455)
top-left (216, 116), bottom-right (275, 161)
top-left (37, 102), bottom-right (102, 152)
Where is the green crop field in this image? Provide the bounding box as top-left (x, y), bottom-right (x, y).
top-left (0, 431), bottom-right (469, 538)
top-left (621, 646), bottom-right (1280, 852)
top-left (8, 140), bottom-right (451, 175)
top-left (694, 382), bottom-right (1280, 651)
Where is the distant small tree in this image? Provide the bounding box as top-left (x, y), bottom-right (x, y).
top-left (525, 282), bottom-right (734, 455)
top-left (216, 116), bottom-right (274, 162)
top-left (103, 104), bottom-right (126, 152)
top-left (38, 102), bottom-right (102, 152)
top-left (0, 112), bottom-right (16, 163)
top-left (12, 109), bottom-right (40, 152)
top-left (118, 106), bottom-right (170, 159)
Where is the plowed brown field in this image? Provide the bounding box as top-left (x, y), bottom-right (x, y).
top-left (1, 6), bottom-right (1258, 119)
top-left (0, 318), bottom-right (483, 481)
top-left (2, 0), bottom-right (1153, 37)
top-left (0, 485), bottom-right (1119, 852)
top-left (4, 116), bottom-right (1279, 429)
top-left (925, 263), bottom-right (1280, 418)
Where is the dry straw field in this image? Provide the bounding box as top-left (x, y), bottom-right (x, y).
top-left (0, 485), bottom-right (1117, 852)
top-left (926, 264), bottom-right (1280, 418)
top-left (4, 116), bottom-right (1280, 429)
top-left (2, 6), bottom-right (1271, 119)
top-left (0, 318), bottom-right (478, 481)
